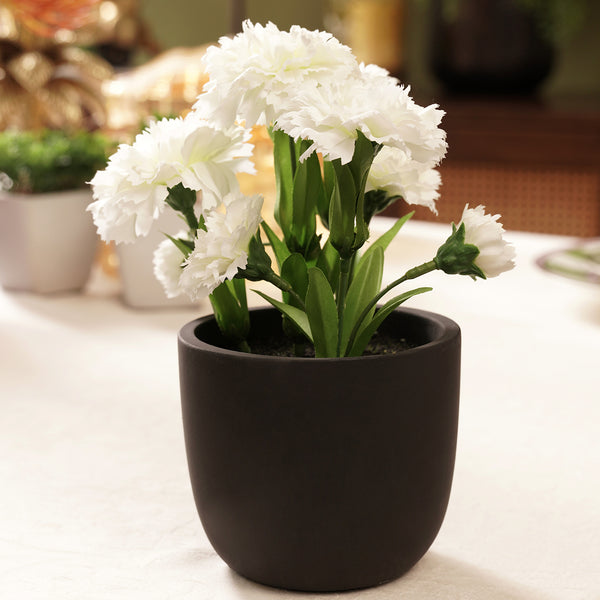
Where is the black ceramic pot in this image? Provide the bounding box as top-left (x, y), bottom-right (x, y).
top-left (178, 307), bottom-right (461, 592)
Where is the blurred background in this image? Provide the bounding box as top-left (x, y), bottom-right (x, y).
top-left (140, 0), bottom-right (600, 99)
top-left (136, 1), bottom-right (600, 237)
top-left (1, 0), bottom-right (599, 243)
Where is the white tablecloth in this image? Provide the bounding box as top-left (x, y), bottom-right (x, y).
top-left (1, 218), bottom-right (599, 599)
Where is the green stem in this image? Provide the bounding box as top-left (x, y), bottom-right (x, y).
top-left (263, 271), bottom-right (306, 310)
top-left (345, 259), bottom-right (438, 356)
top-left (336, 256), bottom-right (353, 356)
top-left (289, 134), bottom-right (297, 179)
top-left (183, 207), bottom-right (199, 233)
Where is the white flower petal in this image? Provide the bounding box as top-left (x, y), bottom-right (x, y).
top-left (274, 64), bottom-right (447, 166)
top-left (88, 114), bottom-right (254, 244)
top-left (193, 20), bottom-right (358, 128)
top-left (367, 146), bottom-right (441, 214)
top-left (179, 192), bottom-right (263, 300)
top-left (460, 205), bottom-right (516, 277)
top-left (152, 232), bottom-right (189, 298)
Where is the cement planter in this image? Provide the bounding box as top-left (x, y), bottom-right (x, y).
top-left (116, 210), bottom-right (196, 309)
top-left (0, 189), bottom-right (98, 294)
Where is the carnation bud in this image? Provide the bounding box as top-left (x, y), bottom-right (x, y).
top-left (434, 223), bottom-right (485, 279)
top-left (435, 205), bottom-right (516, 280)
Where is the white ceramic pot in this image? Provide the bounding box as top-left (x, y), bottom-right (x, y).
top-left (116, 209), bottom-right (196, 308)
top-left (0, 189), bottom-right (98, 294)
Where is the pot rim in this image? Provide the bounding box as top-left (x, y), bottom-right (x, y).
top-left (178, 306), bottom-right (460, 363)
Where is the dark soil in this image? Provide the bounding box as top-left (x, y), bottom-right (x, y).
top-left (246, 329), bottom-right (414, 358)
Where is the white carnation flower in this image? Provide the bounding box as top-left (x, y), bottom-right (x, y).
top-left (367, 146), bottom-right (441, 214)
top-left (460, 205), bottom-right (516, 277)
top-left (275, 64), bottom-right (447, 165)
top-left (152, 232), bottom-right (190, 298)
top-left (88, 114), bottom-right (254, 243)
top-left (194, 20), bottom-right (358, 128)
top-left (375, 80), bottom-right (447, 166)
top-left (179, 192), bottom-right (263, 300)
top-left (194, 21), bottom-right (446, 167)
top-left (170, 115), bottom-right (255, 205)
top-left (88, 164), bottom-right (169, 243)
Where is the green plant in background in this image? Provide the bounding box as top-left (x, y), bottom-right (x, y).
top-left (0, 129), bottom-right (112, 194)
top-left (517, 0), bottom-right (588, 44)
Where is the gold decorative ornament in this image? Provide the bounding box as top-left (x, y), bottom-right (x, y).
top-left (2, 0), bottom-right (101, 40)
top-left (0, 1), bottom-right (112, 130)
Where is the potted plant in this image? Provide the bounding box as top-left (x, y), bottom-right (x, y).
top-left (88, 21), bottom-right (515, 592)
top-left (0, 128), bottom-right (110, 293)
top-left (422, 0), bottom-right (589, 94)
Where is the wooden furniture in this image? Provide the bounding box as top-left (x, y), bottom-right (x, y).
top-left (390, 96), bottom-right (600, 237)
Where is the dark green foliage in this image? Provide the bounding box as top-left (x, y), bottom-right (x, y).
top-left (0, 129), bottom-right (112, 194)
top-left (166, 183), bottom-right (200, 231)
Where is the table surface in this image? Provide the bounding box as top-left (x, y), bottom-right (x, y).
top-left (1, 218), bottom-right (599, 600)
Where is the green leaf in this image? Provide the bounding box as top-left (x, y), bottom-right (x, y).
top-left (261, 221), bottom-right (290, 269)
top-left (340, 246), bottom-right (384, 355)
top-left (354, 214), bottom-right (370, 252)
top-left (209, 281), bottom-right (250, 343)
top-left (230, 277), bottom-right (248, 313)
top-left (328, 161), bottom-right (356, 258)
top-left (164, 233), bottom-right (194, 259)
top-left (281, 253), bottom-right (309, 308)
top-left (348, 131), bottom-right (379, 194)
top-left (327, 133), bottom-right (379, 258)
top-left (306, 152), bottom-right (327, 231)
top-left (347, 287), bottom-right (432, 357)
top-left (348, 132), bottom-right (378, 247)
top-left (315, 237), bottom-right (340, 292)
top-left (253, 290), bottom-right (313, 342)
top-left (301, 149), bottom-right (325, 213)
top-left (303, 233), bottom-right (324, 264)
top-left (237, 234), bottom-right (272, 281)
top-left (319, 160), bottom-right (336, 228)
top-left (272, 129), bottom-right (296, 235)
top-left (359, 211), bottom-right (413, 268)
top-left (290, 151), bottom-right (318, 252)
top-left (305, 267), bottom-right (339, 357)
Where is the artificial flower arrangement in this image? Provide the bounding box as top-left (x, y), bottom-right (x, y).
top-left (88, 21), bottom-right (515, 358)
